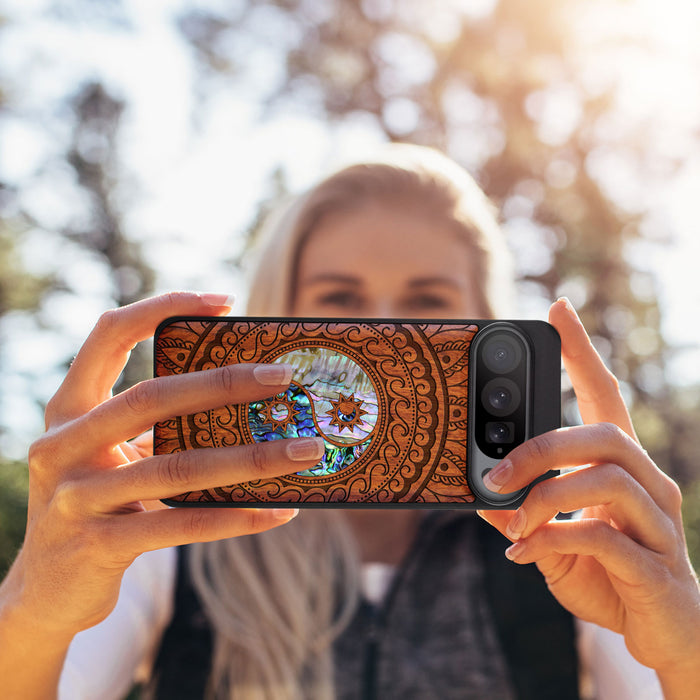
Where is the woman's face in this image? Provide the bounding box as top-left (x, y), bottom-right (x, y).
top-left (293, 202), bottom-right (485, 318)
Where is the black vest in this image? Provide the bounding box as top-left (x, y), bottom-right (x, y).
top-left (148, 514), bottom-right (579, 699)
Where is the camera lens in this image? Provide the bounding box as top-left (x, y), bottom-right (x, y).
top-left (486, 421), bottom-right (514, 444)
top-left (481, 378), bottom-right (521, 417)
top-left (482, 334), bottom-right (523, 374)
top-left (489, 387), bottom-right (510, 411)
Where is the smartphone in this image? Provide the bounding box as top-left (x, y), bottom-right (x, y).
top-left (153, 317), bottom-right (560, 509)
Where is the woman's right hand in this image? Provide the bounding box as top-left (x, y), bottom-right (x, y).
top-left (1, 292), bottom-right (323, 642)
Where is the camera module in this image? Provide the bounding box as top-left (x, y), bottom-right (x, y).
top-left (467, 320), bottom-right (559, 507)
top-left (470, 323), bottom-right (531, 465)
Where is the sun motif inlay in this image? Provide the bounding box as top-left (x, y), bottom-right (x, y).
top-left (325, 392), bottom-right (369, 434)
top-left (258, 393), bottom-right (301, 431)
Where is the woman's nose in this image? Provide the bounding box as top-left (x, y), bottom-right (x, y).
top-left (364, 300), bottom-right (398, 318)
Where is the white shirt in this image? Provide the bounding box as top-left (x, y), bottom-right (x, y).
top-left (59, 548), bottom-right (176, 700)
top-left (59, 548), bottom-right (663, 700)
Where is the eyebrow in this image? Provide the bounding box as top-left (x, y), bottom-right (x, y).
top-left (302, 274), bottom-right (362, 286)
top-left (407, 277), bottom-right (462, 290)
top-left (301, 274), bottom-right (462, 289)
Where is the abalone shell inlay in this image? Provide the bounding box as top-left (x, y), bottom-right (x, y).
top-left (247, 348), bottom-right (378, 476)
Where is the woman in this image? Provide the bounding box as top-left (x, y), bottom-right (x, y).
top-left (0, 145), bottom-right (698, 699)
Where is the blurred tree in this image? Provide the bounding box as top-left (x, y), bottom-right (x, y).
top-left (0, 200), bottom-right (54, 316)
top-left (176, 0), bottom-right (700, 494)
top-left (61, 81), bottom-right (156, 391)
top-left (0, 197), bottom-right (51, 568)
top-left (0, 12), bottom-right (45, 573)
top-left (0, 22), bottom-right (155, 569)
top-left (0, 0), bottom-right (698, 575)
top-left (0, 191), bottom-right (46, 579)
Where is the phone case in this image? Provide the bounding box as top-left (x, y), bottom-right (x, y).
top-left (154, 317), bottom-right (560, 508)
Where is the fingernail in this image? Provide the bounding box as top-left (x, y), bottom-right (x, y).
top-left (505, 541), bottom-right (527, 561)
top-left (483, 460), bottom-right (512, 493)
top-left (273, 508), bottom-right (299, 521)
top-left (506, 509), bottom-right (527, 540)
top-left (199, 293), bottom-right (236, 309)
top-left (557, 296), bottom-right (578, 319)
top-left (286, 437), bottom-right (325, 461)
top-left (254, 363), bottom-right (293, 386)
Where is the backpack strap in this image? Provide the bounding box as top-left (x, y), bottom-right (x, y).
top-left (147, 546), bottom-right (212, 699)
top-left (477, 515), bottom-right (580, 700)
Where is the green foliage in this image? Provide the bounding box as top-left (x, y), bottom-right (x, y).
top-left (0, 460), bottom-right (28, 577)
top-left (682, 478), bottom-right (700, 572)
top-left (0, 224), bottom-right (53, 316)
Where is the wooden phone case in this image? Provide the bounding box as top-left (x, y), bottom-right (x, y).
top-left (153, 317), bottom-right (559, 508)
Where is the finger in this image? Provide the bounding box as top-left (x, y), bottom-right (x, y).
top-left (504, 463), bottom-right (676, 554)
top-left (47, 292), bottom-right (235, 424)
top-left (483, 423), bottom-right (681, 515)
top-left (503, 518), bottom-right (662, 587)
top-left (119, 440), bottom-right (144, 462)
top-left (86, 437), bottom-right (326, 508)
top-left (109, 506), bottom-right (301, 558)
top-left (476, 509), bottom-right (516, 540)
top-left (66, 362), bottom-right (293, 455)
top-left (119, 431), bottom-right (152, 461)
top-left (548, 298), bottom-right (636, 439)
top-left (127, 430), bottom-right (153, 459)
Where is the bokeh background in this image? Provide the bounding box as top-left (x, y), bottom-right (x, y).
top-left (1, 0), bottom-right (700, 574)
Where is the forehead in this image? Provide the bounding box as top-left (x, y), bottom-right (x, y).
top-left (298, 202), bottom-right (472, 279)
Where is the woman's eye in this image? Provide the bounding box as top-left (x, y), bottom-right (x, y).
top-left (315, 290), bottom-right (365, 310)
top-left (402, 295), bottom-right (452, 311)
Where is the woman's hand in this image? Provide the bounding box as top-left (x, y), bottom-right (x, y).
top-left (1, 292), bottom-right (324, 645)
top-left (478, 298), bottom-right (700, 696)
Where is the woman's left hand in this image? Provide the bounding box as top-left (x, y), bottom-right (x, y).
top-left (478, 298), bottom-right (700, 696)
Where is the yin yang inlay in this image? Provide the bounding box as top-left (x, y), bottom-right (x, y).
top-left (247, 348), bottom-right (379, 477)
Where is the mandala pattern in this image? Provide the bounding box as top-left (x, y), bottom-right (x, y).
top-left (154, 319), bottom-right (478, 504)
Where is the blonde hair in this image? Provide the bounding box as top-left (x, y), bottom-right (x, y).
top-left (188, 145), bottom-right (514, 699)
top-left (189, 512), bottom-right (359, 700)
top-left (246, 143), bottom-right (514, 317)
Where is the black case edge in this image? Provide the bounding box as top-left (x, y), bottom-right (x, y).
top-left (154, 316), bottom-right (561, 510)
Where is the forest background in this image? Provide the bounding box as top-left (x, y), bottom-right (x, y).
top-left (1, 0), bottom-right (700, 574)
